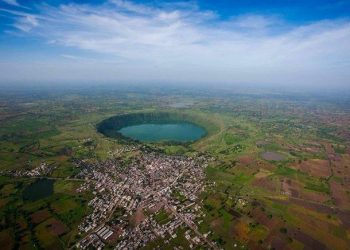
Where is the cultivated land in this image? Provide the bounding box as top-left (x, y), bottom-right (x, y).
top-left (0, 85), bottom-right (350, 249)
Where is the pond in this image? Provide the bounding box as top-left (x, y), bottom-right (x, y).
top-left (22, 178), bottom-right (54, 201)
top-left (118, 123), bottom-right (206, 142)
top-left (261, 151), bottom-right (285, 161)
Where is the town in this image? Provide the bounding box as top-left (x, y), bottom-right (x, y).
top-left (74, 151), bottom-right (218, 249)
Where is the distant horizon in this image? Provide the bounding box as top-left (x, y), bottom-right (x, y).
top-left (1, 81), bottom-right (350, 99)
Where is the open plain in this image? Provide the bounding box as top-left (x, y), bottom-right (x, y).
top-left (0, 85), bottom-right (350, 249)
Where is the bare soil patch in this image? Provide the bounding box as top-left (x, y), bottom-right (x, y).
top-left (251, 207), bottom-right (280, 230)
top-left (270, 236), bottom-right (287, 250)
top-left (130, 206), bottom-right (145, 227)
top-left (289, 198), bottom-right (334, 214)
top-left (47, 218), bottom-right (68, 236)
top-left (291, 159), bottom-right (331, 178)
top-left (324, 143), bottom-right (335, 155)
top-left (281, 178), bottom-right (300, 198)
top-left (280, 178), bottom-right (329, 202)
top-left (238, 155), bottom-right (254, 165)
top-left (106, 226), bottom-right (123, 244)
top-left (232, 219), bottom-right (249, 241)
top-left (252, 176), bottom-right (277, 192)
top-left (31, 209), bottom-right (51, 224)
top-left (300, 190), bottom-right (329, 203)
top-left (338, 211), bottom-right (350, 229)
top-left (332, 154), bottom-right (350, 178)
top-left (288, 228), bottom-right (326, 250)
top-left (330, 181), bottom-right (350, 209)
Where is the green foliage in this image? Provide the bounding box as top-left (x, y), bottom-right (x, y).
top-left (154, 209), bottom-right (171, 225)
top-left (304, 181), bottom-right (330, 194)
top-left (274, 166), bottom-right (298, 176)
top-left (223, 133), bottom-right (243, 145)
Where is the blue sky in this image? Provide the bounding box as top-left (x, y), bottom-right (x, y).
top-left (0, 0), bottom-right (350, 87)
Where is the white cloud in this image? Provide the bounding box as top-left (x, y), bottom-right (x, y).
top-left (225, 15), bottom-right (279, 30)
top-left (13, 14), bottom-right (38, 32)
top-left (1, 0), bottom-right (350, 87)
top-left (2, 0), bottom-right (19, 6)
top-left (109, 0), bottom-right (155, 15)
top-left (1, 0), bottom-right (30, 9)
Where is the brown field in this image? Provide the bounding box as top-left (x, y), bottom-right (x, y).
top-left (303, 144), bottom-right (322, 153)
top-left (338, 211), bottom-right (350, 229)
top-left (281, 178), bottom-right (299, 198)
top-left (253, 176), bottom-right (278, 192)
top-left (130, 206), bottom-right (145, 227)
top-left (287, 228), bottom-right (326, 250)
top-left (300, 189), bottom-right (329, 203)
top-left (288, 197), bottom-right (350, 230)
top-left (291, 159), bottom-right (331, 178)
top-left (330, 181), bottom-right (350, 209)
top-left (270, 236), bottom-right (287, 250)
top-left (324, 143), bottom-right (335, 155)
top-left (267, 197), bottom-right (350, 250)
top-left (331, 154), bottom-right (350, 178)
top-left (287, 206), bottom-right (349, 250)
top-left (238, 155), bottom-right (254, 166)
top-left (106, 226), bottom-right (123, 244)
top-left (232, 219), bottom-right (249, 242)
top-left (251, 207), bottom-right (281, 230)
top-left (31, 209), bottom-right (51, 224)
top-left (280, 178), bottom-right (330, 203)
top-left (47, 218), bottom-right (68, 236)
top-left (250, 206), bottom-right (289, 250)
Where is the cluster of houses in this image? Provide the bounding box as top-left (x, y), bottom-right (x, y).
top-left (1, 162), bottom-right (56, 177)
top-left (78, 233), bottom-right (105, 250)
top-left (74, 152), bottom-right (216, 249)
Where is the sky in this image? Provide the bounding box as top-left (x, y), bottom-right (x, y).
top-left (0, 0), bottom-right (350, 88)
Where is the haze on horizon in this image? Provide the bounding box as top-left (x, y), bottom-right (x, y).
top-left (0, 0), bottom-right (350, 89)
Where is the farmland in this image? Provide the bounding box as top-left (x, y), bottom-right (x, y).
top-left (0, 85), bottom-right (350, 249)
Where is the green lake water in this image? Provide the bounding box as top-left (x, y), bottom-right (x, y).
top-left (22, 178), bottom-right (54, 201)
top-left (118, 123), bottom-right (206, 142)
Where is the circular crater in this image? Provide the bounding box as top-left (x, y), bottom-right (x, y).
top-left (97, 112), bottom-right (208, 143)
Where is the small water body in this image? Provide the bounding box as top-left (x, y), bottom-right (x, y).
top-left (261, 151), bottom-right (285, 161)
top-left (118, 123), bottom-right (206, 142)
top-left (22, 178), bottom-right (54, 201)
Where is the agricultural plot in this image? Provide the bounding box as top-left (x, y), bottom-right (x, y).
top-left (0, 86), bottom-right (350, 249)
